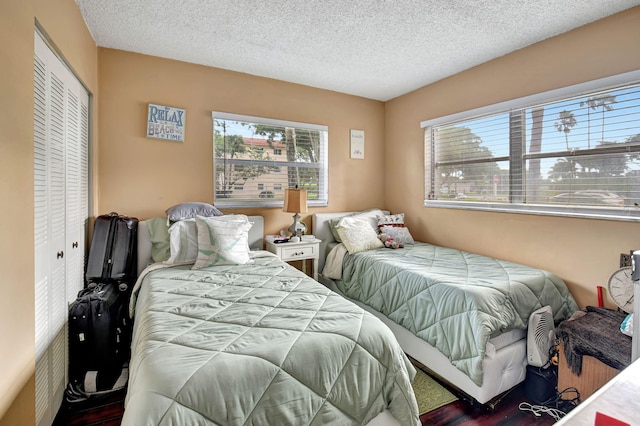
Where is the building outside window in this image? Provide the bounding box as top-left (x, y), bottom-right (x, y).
top-left (213, 112), bottom-right (328, 208)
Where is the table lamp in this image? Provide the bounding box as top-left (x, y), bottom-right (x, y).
top-left (283, 188), bottom-right (308, 239)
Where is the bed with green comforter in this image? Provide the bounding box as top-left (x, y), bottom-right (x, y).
top-left (122, 252), bottom-right (420, 425)
top-left (334, 243), bottom-right (579, 387)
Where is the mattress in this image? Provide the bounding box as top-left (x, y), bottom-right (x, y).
top-left (122, 252), bottom-right (420, 425)
top-left (327, 242), bottom-right (578, 386)
top-left (325, 244), bottom-right (528, 355)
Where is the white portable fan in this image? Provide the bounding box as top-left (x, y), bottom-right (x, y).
top-left (527, 305), bottom-right (556, 367)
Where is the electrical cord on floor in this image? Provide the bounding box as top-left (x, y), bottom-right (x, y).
top-left (555, 387), bottom-right (581, 412)
top-left (519, 386), bottom-right (581, 420)
top-left (518, 402), bottom-right (567, 421)
top-left (519, 342), bottom-right (581, 420)
top-left (544, 342), bottom-right (581, 411)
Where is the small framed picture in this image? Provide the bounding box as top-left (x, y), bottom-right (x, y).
top-left (350, 129), bottom-right (365, 159)
top-left (146, 103), bottom-right (186, 142)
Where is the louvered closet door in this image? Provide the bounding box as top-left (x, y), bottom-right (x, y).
top-left (34, 31), bottom-right (89, 426)
top-left (65, 81), bottom-right (89, 304)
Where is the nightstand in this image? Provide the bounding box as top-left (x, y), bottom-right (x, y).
top-left (266, 239), bottom-right (321, 281)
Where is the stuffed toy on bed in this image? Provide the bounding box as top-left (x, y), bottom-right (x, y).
top-left (378, 232), bottom-right (404, 249)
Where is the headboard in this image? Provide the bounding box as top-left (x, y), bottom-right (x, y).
top-left (312, 211), bottom-right (389, 274)
top-left (136, 215), bottom-right (264, 277)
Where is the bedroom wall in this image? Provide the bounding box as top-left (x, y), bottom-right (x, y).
top-left (97, 49), bottom-right (385, 236)
top-left (1, 4), bottom-right (636, 423)
top-left (0, 0), bottom-right (98, 424)
top-left (385, 7), bottom-right (640, 310)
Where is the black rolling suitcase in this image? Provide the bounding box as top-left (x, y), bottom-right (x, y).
top-left (66, 212), bottom-right (138, 402)
top-left (85, 212), bottom-right (139, 284)
top-left (67, 283), bottom-right (131, 400)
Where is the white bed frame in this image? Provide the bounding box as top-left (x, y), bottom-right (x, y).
top-left (313, 212), bottom-right (528, 406)
top-left (134, 215), bottom-right (403, 425)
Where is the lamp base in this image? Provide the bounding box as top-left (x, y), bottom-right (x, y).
top-left (288, 213), bottom-right (307, 238)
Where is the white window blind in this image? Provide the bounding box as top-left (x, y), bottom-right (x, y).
top-left (423, 71), bottom-right (640, 221)
top-left (212, 112), bottom-right (328, 208)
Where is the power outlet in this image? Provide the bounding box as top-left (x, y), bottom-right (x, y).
top-left (620, 252), bottom-right (633, 268)
top-left (620, 253), bottom-right (631, 267)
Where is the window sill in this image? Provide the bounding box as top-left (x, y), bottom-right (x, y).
top-left (424, 200), bottom-right (640, 222)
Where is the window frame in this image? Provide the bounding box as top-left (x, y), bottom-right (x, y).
top-left (212, 111), bottom-right (329, 208)
top-left (422, 70), bottom-right (640, 222)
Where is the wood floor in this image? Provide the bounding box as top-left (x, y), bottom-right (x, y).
top-left (53, 390), bottom-right (126, 426)
top-left (53, 379), bottom-right (568, 426)
top-left (420, 383), bottom-right (561, 426)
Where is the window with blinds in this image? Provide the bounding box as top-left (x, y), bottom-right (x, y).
top-left (212, 112), bottom-right (328, 208)
top-left (423, 72), bottom-right (640, 220)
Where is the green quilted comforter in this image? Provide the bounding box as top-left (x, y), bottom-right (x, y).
top-left (123, 253), bottom-right (420, 425)
top-left (335, 243), bottom-right (579, 386)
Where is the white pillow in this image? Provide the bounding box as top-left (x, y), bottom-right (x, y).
top-left (329, 208), bottom-right (385, 242)
top-left (336, 217), bottom-right (384, 254)
top-left (192, 215), bottom-right (253, 269)
top-left (165, 219), bottom-right (198, 264)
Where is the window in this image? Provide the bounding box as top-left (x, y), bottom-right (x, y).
top-left (213, 112), bottom-right (328, 208)
top-left (423, 71), bottom-right (640, 221)
top-left (274, 148), bottom-right (282, 155)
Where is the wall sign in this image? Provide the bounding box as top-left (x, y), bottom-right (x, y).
top-left (146, 103), bottom-right (186, 142)
top-left (350, 129), bottom-right (365, 159)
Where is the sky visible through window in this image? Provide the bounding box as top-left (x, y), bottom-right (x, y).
top-left (461, 85), bottom-right (640, 178)
top-left (427, 78), bottom-right (640, 216)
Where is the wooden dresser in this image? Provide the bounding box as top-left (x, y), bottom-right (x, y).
top-left (555, 357), bottom-right (640, 425)
top-left (558, 342), bottom-right (621, 400)
top-left (556, 307), bottom-right (631, 402)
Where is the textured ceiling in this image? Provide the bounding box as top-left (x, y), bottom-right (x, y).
top-left (76, 0), bottom-right (640, 101)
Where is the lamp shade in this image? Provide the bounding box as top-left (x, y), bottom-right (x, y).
top-left (283, 188), bottom-right (308, 213)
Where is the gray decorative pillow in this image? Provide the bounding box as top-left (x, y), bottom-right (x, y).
top-left (166, 202), bottom-right (223, 222)
top-left (379, 225), bottom-right (415, 245)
